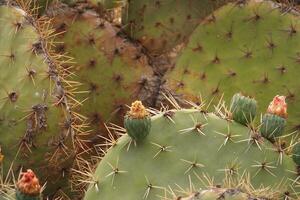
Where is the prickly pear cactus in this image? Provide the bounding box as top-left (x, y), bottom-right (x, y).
top-left (50, 6), bottom-right (154, 139)
top-left (0, 3), bottom-right (84, 198)
top-left (83, 96), bottom-right (299, 200)
top-left (165, 0), bottom-right (300, 132)
top-left (122, 0), bottom-right (230, 54)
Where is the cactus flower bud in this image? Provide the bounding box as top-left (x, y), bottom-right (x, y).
top-left (267, 95), bottom-right (287, 118)
top-left (17, 169), bottom-right (41, 196)
top-left (125, 101), bottom-right (151, 142)
top-left (260, 95), bottom-right (287, 140)
top-left (230, 93), bottom-right (257, 125)
top-left (128, 101), bottom-right (149, 119)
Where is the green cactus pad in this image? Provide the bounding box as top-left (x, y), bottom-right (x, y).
top-left (122, 0), bottom-right (230, 54)
top-left (51, 6), bottom-right (154, 139)
top-left (84, 104), bottom-right (298, 199)
top-left (0, 3), bottom-right (83, 198)
top-left (230, 93), bottom-right (257, 125)
top-left (165, 1), bottom-right (300, 132)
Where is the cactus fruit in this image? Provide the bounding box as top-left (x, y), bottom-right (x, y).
top-left (83, 95), bottom-right (299, 200)
top-left (50, 5), bottom-right (154, 140)
top-left (165, 0), bottom-right (300, 132)
top-left (260, 96), bottom-right (287, 140)
top-left (230, 93), bottom-right (257, 125)
top-left (122, 0), bottom-right (230, 54)
top-left (0, 169), bottom-right (42, 200)
top-left (15, 169), bottom-right (41, 200)
top-left (0, 2), bottom-right (85, 198)
top-left (124, 101), bottom-right (151, 142)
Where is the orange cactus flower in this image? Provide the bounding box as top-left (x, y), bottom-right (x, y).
top-left (128, 101), bottom-right (149, 119)
top-left (267, 95), bottom-right (287, 118)
top-left (17, 169), bottom-right (41, 195)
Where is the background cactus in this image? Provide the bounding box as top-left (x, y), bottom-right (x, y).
top-left (0, 2), bottom-right (85, 198)
top-left (122, 0), bottom-right (230, 54)
top-left (164, 0), bottom-right (300, 133)
top-left (83, 96), bottom-right (299, 200)
top-left (49, 5), bottom-right (155, 142)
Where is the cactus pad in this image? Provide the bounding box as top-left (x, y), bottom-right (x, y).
top-left (83, 98), bottom-right (299, 200)
top-left (165, 1), bottom-right (300, 132)
top-left (51, 6), bottom-right (154, 139)
top-left (0, 3), bottom-right (83, 198)
top-left (122, 0), bottom-right (230, 54)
